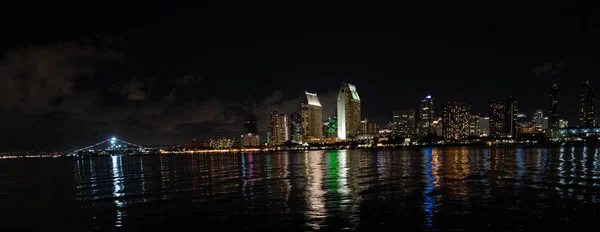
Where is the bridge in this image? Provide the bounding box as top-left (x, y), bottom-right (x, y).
top-left (72, 137), bottom-right (151, 156)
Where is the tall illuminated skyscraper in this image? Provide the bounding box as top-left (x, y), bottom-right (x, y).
top-left (469, 113), bottom-right (480, 137)
top-left (301, 92), bottom-right (323, 141)
top-left (580, 81), bottom-right (595, 127)
top-left (289, 112), bottom-right (302, 143)
top-left (533, 109), bottom-right (544, 128)
top-left (393, 109), bottom-right (416, 138)
top-left (419, 95), bottom-right (435, 137)
top-left (489, 100), bottom-right (505, 138)
top-left (442, 102), bottom-right (470, 140)
top-left (505, 97), bottom-right (519, 139)
top-left (269, 110), bottom-right (289, 145)
top-left (549, 84), bottom-right (559, 129)
top-left (337, 82), bottom-right (361, 140)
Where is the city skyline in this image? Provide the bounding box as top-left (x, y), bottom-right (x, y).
top-left (1, 2), bottom-right (599, 151)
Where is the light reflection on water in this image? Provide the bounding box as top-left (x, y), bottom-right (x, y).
top-left (2, 147), bottom-right (600, 230)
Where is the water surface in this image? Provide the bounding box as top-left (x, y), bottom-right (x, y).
top-left (1, 147), bottom-right (600, 231)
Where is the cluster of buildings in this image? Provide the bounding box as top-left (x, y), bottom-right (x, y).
top-left (388, 81), bottom-right (596, 143)
top-left (195, 80), bottom-right (597, 150)
top-left (263, 82), bottom-right (363, 147)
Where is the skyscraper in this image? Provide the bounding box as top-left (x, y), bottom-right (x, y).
top-left (489, 100), bottom-right (505, 138)
top-left (289, 112), bottom-right (302, 143)
top-left (269, 110), bottom-right (289, 145)
top-left (442, 102), bottom-right (470, 140)
top-left (337, 82), bottom-right (361, 140)
top-left (516, 113), bottom-right (527, 134)
top-left (479, 117), bottom-right (490, 136)
top-left (549, 84), bottom-right (559, 129)
top-left (419, 95), bottom-right (435, 137)
top-left (301, 92), bottom-right (323, 141)
top-left (533, 109), bottom-right (544, 128)
top-left (469, 113), bottom-right (480, 137)
top-left (359, 118), bottom-right (378, 134)
top-left (580, 81), bottom-right (595, 127)
top-left (243, 113), bottom-right (258, 135)
top-left (393, 109), bottom-right (416, 138)
top-left (505, 97), bottom-right (519, 139)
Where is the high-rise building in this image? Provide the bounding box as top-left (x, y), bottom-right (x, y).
top-left (432, 117), bottom-right (443, 136)
top-left (516, 113), bottom-right (527, 134)
top-left (549, 84), bottom-right (560, 129)
top-left (479, 117), bottom-right (490, 137)
top-left (442, 102), bottom-right (470, 140)
top-left (533, 109), bottom-right (544, 128)
top-left (469, 113), bottom-right (480, 137)
top-left (359, 118), bottom-right (378, 134)
top-left (301, 92), bottom-right (323, 141)
top-left (269, 110), bottom-right (289, 145)
top-left (393, 109), bottom-right (416, 138)
top-left (337, 82), bottom-right (361, 140)
top-left (243, 113), bottom-right (258, 135)
top-left (419, 95), bottom-right (435, 137)
top-left (580, 81), bottom-right (595, 127)
top-left (289, 112), bottom-right (302, 143)
top-left (489, 100), bottom-right (505, 138)
top-left (541, 117), bottom-right (548, 129)
top-left (505, 97), bottom-right (519, 139)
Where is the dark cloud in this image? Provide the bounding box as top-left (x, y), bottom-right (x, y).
top-left (0, 42), bottom-right (124, 115)
top-left (0, 42), bottom-right (235, 151)
top-left (121, 79), bottom-right (147, 101)
top-left (532, 61), bottom-right (565, 76)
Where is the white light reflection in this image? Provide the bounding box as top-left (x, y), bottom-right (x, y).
top-left (338, 150), bottom-right (350, 198)
top-left (140, 157), bottom-right (146, 203)
top-left (306, 151), bottom-right (326, 230)
top-left (111, 155), bottom-right (126, 227)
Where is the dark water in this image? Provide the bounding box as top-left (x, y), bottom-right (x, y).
top-left (2, 147), bottom-right (600, 231)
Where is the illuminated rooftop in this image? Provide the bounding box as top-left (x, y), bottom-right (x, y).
top-left (305, 92), bottom-right (322, 106)
top-left (348, 84), bottom-right (360, 100)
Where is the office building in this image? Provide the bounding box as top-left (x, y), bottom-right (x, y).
top-left (549, 84), bottom-right (560, 129)
top-left (505, 97), bottom-right (519, 138)
top-left (432, 117), bottom-right (443, 137)
top-left (359, 118), bottom-right (378, 134)
top-left (489, 100), bottom-right (505, 138)
top-left (243, 113), bottom-right (258, 135)
top-left (479, 117), bottom-right (490, 137)
top-left (289, 112), bottom-right (302, 143)
top-left (442, 102), bottom-right (470, 140)
top-left (302, 92), bottom-right (323, 141)
top-left (269, 110), bottom-right (289, 145)
top-left (541, 117), bottom-right (548, 129)
top-left (516, 113), bottom-right (527, 134)
top-left (393, 109), bottom-right (416, 138)
top-left (337, 82), bottom-right (361, 140)
top-left (580, 81), bottom-right (595, 127)
top-left (469, 113), bottom-right (480, 137)
top-left (533, 109), bottom-right (544, 128)
top-left (419, 95), bottom-right (435, 137)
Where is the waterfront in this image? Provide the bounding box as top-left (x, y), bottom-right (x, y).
top-left (1, 146), bottom-right (600, 231)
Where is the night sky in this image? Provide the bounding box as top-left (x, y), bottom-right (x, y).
top-left (1, 2), bottom-right (599, 151)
